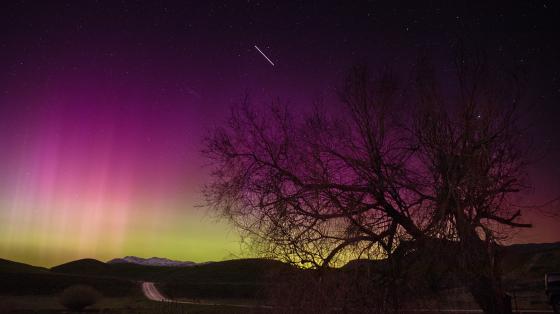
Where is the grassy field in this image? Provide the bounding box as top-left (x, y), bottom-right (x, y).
top-left (0, 295), bottom-right (261, 313)
top-left (0, 272), bottom-right (138, 296)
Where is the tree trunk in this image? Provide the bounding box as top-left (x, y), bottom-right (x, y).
top-left (468, 274), bottom-right (512, 314)
top-left (404, 237), bottom-right (513, 314)
top-left (460, 240), bottom-right (512, 314)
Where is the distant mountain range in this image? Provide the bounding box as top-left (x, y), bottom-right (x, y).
top-left (107, 256), bottom-right (199, 267)
top-left (0, 242), bottom-right (558, 303)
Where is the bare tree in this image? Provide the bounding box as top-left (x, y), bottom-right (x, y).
top-left (203, 48), bottom-right (536, 313)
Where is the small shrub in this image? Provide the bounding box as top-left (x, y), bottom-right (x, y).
top-left (59, 285), bottom-right (101, 311)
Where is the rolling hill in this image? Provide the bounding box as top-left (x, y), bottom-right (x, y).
top-left (51, 258), bottom-right (110, 276)
top-left (0, 258), bottom-right (137, 297)
top-left (3, 256), bottom-right (290, 299)
top-left (0, 258), bottom-right (48, 274)
top-left (50, 257), bottom-right (292, 284)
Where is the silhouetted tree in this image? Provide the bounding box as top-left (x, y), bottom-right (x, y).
top-left (204, 45), bottom-right (535, 314)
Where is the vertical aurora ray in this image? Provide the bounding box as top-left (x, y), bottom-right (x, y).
top-left (0, 72), bottom-right (240, 267)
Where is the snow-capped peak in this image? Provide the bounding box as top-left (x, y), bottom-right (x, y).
top-left (107, 256), bottom-right (197, 267)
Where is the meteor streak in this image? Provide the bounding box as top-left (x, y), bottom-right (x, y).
top-left (254, 45), bottom-right (275, 66)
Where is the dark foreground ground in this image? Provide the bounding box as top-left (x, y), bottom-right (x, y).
top-left (0, 295), bottom-right (254, 314)
top-left (1, 242), bottom-right (558, 313)
top-left (0, 294), bottom-right (555, 314)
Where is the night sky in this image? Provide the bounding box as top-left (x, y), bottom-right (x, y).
top-left (0, 1), bottom-right (559, 267)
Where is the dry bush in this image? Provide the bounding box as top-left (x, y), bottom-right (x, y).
top-left (59, 284), bottom-right (101, 311)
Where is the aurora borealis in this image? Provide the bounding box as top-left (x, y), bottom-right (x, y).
top-left (0, 70), bottom-right (241, 266)
top-left (1, 1), bottom-right (559, 267)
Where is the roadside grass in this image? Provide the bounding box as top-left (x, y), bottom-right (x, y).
top-left (0, 295), bottom-right (264, 313)
top-left (174, 297), bottom-right (262, 306)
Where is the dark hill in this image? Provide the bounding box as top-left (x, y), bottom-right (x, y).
top-left (51, 257), bottom-right (297, 299)
top-left (342, 258), bottom-right (386, 272)
top-left (51, 258), bottom-right (174, 281)
top-left (339, 241), bottom-right (560, 293)
top-left (506, 242), bottom-right (560, 254)
top-left (502, 242), bottom-right (560, 285)
top-left (0, 258), bottom-right (48, 273)
top-left (50, 257), bottom-right (293, 283)
top-left (1, 259), bottom-right (137, 297)
top-left (160, 258), bottom-right (292, 284)
top-left (51, 258), bottom-right (109, 275)
top-left (157, 258), bottom-right (296, 299)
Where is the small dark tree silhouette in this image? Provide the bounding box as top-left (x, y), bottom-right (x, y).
top-left (204, 44), bottom-right (543, 314)
top-left (59, 285), bottom-right (101, 312)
